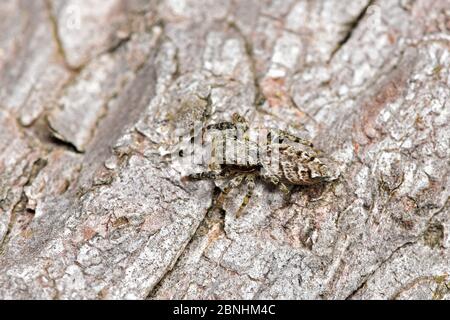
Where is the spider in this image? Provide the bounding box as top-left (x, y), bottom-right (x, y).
top-left (186, 113), bottom-right (339, 217)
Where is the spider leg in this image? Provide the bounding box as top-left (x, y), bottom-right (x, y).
top-left (214, 174), bottom-right (245, 212)
top-left (268, 129), bottom-right (314, 148)
top-left (262, 172), bottom-right (290, 195)
top-left (273, 178), bottom-right (290, 195)
top-left (188, 171), bottom-right (221, 180)
top-left (188, 166), bottom-right (232, 180)
top-left (206, 122), bottom-right (237, 131)
top-left (236, 174), bottom-right (256, 218)
top-left (205, 114), bottom-right (249, 140)
top-left (268, 176), bottom-right (293, 207)
top-left (278, 182), bottom-right (290, 195)
top-left (232, 113), bottom-right (250, 133)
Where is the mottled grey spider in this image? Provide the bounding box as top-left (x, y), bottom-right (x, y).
top-left (187, 113), bottom-right (339, 217)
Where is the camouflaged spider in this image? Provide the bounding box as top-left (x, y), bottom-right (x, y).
top-left (188, 113), bottom-right (339, 217)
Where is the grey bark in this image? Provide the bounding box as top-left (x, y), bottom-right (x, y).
top-left (0, 0), bottom-right (449, 299)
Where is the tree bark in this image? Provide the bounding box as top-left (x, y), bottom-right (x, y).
top-left (0, 0), bottom-right (448, 299)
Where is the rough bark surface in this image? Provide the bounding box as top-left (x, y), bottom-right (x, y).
top-left (0, 0), bottom-right (449, 300)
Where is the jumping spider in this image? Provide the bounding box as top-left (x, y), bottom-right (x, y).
top-left (187, 113), bottom-right (339, 217)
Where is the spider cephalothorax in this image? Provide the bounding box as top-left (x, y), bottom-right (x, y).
top-left (187, 113), bottom-right (339, 217)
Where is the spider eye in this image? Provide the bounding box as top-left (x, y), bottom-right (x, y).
top-left (179, 150), bottom-right (184, 157)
